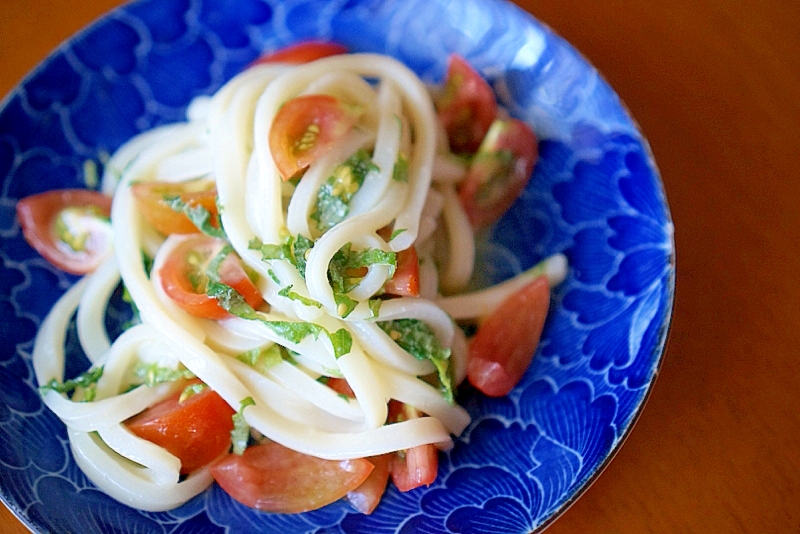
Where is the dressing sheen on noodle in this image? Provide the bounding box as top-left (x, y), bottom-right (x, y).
top-left (27, 47), bottom-right (568, 514)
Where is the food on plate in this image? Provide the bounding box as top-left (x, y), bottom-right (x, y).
top-left (21, 43), bottom-right (567, 514)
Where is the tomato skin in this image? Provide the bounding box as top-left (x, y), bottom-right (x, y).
top-left (252, 41), bottom-right (348, 65)
top-left (458, 118), bottom-right (539, 229)
top-left (326, 377), bottom-right (355, 398)
top-left (125, 383), bottom-right (235, 474)
top-left (387, 402), bottom-right (438, 492)
top-left (347, 454), bottom-right (392, 514)
top-left (391, 443), bottom-right (438, 492)
top-left (467, 275), bottom-right (550, 397)
top-left (436, 54), bottom-right (498, 154)
top-left (159, 235), bottom-right (264, 320)
top-left (383, 246), bottom-right (420, 297)
top-left (131, 179), bottom-right (218, 235)
top-left (269, 94), bottom-right (361, 181)
top-left (211, 441), bottom-right (374, 513)
top-left (16, 189), bottom-right (112, 275)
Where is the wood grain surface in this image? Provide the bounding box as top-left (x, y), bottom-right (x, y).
top-left (2, 1), bottom-right (798, 532)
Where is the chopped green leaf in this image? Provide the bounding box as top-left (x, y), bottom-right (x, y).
top-left (368, 298), bottom-right (382, 318)
top-left (208, 281), bottom-right (353, 359)
top-left (206, 280), bottom-right (260, 319)
top-left (311, 149), bottom-right (378, 232)
top-left (164, 196), bottom-right (226, 238)
top-left (392, 152), bottom-right (409, 182)
top-left (134, 363), bottom-right (195, 387)
top-left (205, 244), bottom-right (234, 283)
top-left (292, 234), bottom-right (314, 278)
top-left (334, 293), bottom-right (358, 318)
top-left (178, 382), bottom-right (207, 403)
top-left (279, 285), bottom-right (323, 308)
top-left (231, 396), bottom-right (256, 455)
top-left (249, 234), bottom-right (314, 279)
top-left (237, 344), bottom-right (286, 373)
top-left (39, 366), bottom-right (104, 402)
top-left (327, 328), bottom-right (354, 358)
top-left (249, 238), bottom-right (291, 261)
top-left (377, 319), bottom-right (454, 402)
top-left (389, 228), bottom-right (407, 241)
top-left (262, 321), bottom-right (352, 359)
top-left (329, 243), bottom-right (397, 295)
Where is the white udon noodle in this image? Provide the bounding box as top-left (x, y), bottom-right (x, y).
top-left (31, 53), bottom-right (566, 512)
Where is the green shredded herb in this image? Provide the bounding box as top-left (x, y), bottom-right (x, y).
top-left (231, 397), bottom-right (256, 455)
top-left (329, 243), bottom-right (396, 295)
top-left (389, 228), bottom-right (407, 241)
top-left (311, 149), bottom-right (378, 232)
top-left (39, 366), bottom-right (104, 402)
top-left (292, 235), bottom-right (314, 278)
top-left (205, 244), bottom-right (234, 282)
top-left (392, 153), bottom-right (409, 182)
top-left (206, 281), bottom-right (353, 359)
top-left (204, 244), bottom-right (264, 314)
top-left (368, 298), bottom-right (382, 318)
top-left (378, 319), bottom-right (454, 402)
top-left (250, 234), bottom-right (395, 322)
top-left (134, 363), bottom-right (195, 387)
top-left (178, 382), bottom-right (207, 403)
top-left (278, 285), bottom-right (323, 308)
top-left (163, 196), bottom-right (226, 238)
top-left (237, 344), bottom-right (287, 373)
top-left (334, 293), bottom-right (358, 318)
top-left (249, 234), bottom-right (314, 279)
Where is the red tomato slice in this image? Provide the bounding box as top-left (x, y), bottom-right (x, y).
top-left (383, 246), bottom-right (420, 297)
top-left (467, 275), bottom-right (550, 397)
top-left (125, 382), bottom-right (235, 474)
top-left (387, 402), bottom-right (438, 492)
top-left (458, 118), bottom-right (539, 229)
top-left (347, 454), bottom-right (392, 514)
top-left (211, 441), bottom-right (374, 513)
top-left (131, 178), bottom-right (218, 235)
top-left (252, 41), bottom-right (348, 66)
top-left (436, 54), bottom-right (498, 154)
top-left (391, 443), bottom-right (438, 492)
top-left (159, 235), bottom-right (264, 320)
top-left (16, 189), bottom-right (112, 275)
top-left (326, 377), bottom-right (355, 398)
top-left (269, 94), bottom-right (361, 180)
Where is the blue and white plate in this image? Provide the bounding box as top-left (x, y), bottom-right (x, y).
top-left (0, 0), bottom-right (675, 532)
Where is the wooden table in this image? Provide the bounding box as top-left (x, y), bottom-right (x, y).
top-left (1, 0), bottom-right (798, 532)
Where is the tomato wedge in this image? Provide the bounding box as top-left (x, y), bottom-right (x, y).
top-left (467, 275), bottom-right (550, 397)
top-left (326, 377), bottom-right (356, 398)
top-left (269, 94), bottom-right (362, 180)
top-left (16, 189), bottom-right (113, 275)
top-left (387, 402), bottom-right (438, 492)
top-left (458, 118), bottom-right (539, 229)
top-left (159, 235), bottom-right (264, 320)
top-left (383, 246), bottom-right (420, 297)
top-left (436, 54), bottom-right (498, 154)
top-left (252, 41), bottom-right (348, 66)
top-left (391, 443), bottom-right (438, 492)
top-left (347, 454), bottom-right (392, 514)
top-left (131, 178), bottom-right (218, 235)
top-left (125, 382), bottom-right (235, 474)
top-left (211, 441), bottom-right (374, 513)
